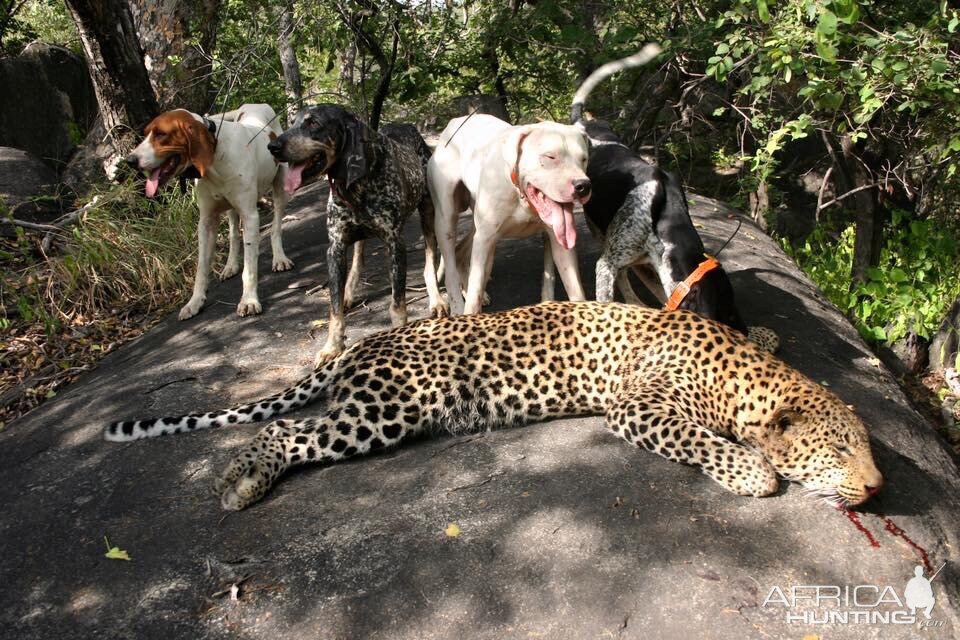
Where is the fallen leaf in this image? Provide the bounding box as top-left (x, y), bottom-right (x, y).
top-left (445, 523), bottom-right (461, 538)
top-left (104, 536), bottom-right (131, 561)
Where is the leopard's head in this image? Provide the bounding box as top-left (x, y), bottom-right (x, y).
top-left (756, 396), bottom-right (882, 507)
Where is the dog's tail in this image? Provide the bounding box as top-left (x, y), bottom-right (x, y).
top-left (571, 43), bottom-right (662, 124)
top-left (103, 360), bottom-right (340, 442)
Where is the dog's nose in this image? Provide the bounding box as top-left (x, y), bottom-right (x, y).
top-left (125, 155), bottom-right (139, 169)
top-left (572, 178), bottom-right (591, 198)
top-left (267, 139), bottom-right (282, 156)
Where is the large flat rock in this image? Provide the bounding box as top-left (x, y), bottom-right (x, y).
top-left (1, 183), bottom-right (958, 639)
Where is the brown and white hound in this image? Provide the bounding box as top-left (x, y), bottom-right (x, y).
top-left (126, 104), bottom-right (293, 319)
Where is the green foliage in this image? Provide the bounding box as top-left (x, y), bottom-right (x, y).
top-left (785, 212), bottom-right (960, 344)
top-left (706, 0), bottom-right (960, 200)
top-left (1, 0), bottom-right (77, 55)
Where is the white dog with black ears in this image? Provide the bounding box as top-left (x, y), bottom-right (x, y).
top-left (427, 113), bottom-right (593, 315)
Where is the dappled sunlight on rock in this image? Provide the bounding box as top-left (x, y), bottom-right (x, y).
top-left (66, 586), bottom-right (105, 614)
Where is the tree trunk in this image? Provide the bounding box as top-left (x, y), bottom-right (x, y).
top-left (929, 295), bottom-right (960, 371)
top-left (840, 134), bottom-right (883, 286)
top-left (481, 43), bottom-right (510, 122)
top-left (62, 0), bottom-right (159, 188)
top-left (748, 180), bottom-right (770, 231)
top-left (127, 0), bottom-right (222, 113)
top-left (276, 1), bottom-right (302, 125)
top-left (625, 63), bottom-right (680, 145)
top-left (336, 2), bottom-right (400, 131)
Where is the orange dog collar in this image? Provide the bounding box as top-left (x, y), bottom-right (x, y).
top-left (664, 255), bottom-right (721, 311)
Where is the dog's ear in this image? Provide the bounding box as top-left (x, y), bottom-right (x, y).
top-left (178, 118), bottom-right (215, 178)
top-left (340, 117), bottom-right (378, 188)
top-left (501, 125), bottom-right (532, 185)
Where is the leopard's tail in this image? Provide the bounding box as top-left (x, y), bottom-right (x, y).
top-left (570, 43), bottom-right (662, 124)
top-left (103, 362), bottom-right (339, 442)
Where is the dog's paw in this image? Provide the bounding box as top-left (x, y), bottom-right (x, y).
top-left (237, 298), bottom-right (262, 317)
top-left (314, 346), bottom-right (342, 369)
top-left (272, 256), bottom-right (294, 272)
top-left (179, 297), bottom-right (205, 320)
top-left (219, 263), bottom-right (241, 281)
top-left (430, 297), bottom-right (450, 318)
top-left (389, 302), bottom-right (408, 327)
top-left (482, 291), bottom-right (491, 306)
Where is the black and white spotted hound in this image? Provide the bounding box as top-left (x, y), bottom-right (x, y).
top-left (268, 105), bottom-right (446, 366)
top-left (569, 51), bottom-right (750, 334)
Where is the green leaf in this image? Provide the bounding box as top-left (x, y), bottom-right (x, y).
top-left (889, 268), bottom-right (908, 283)
top-left (716, 42), bottom-right (729, 55)
top-left (949, 16), bottom-right (959, 33)
top-left (757, 0), bottom-right (770, 22)
top-left (104, 537), bottom-right (131, 561)
top-left (817, 10), bottom-right (838, 36)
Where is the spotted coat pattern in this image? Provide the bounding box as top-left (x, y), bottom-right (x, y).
top-left (106, 302), bottom-right (882, 511)
top-left (271, 106), bottom-right (445, 367)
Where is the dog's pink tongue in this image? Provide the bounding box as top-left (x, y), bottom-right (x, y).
top-left (526, 184), bottom-right (577, 250)
top-left (284, 163), bottom-right (305, 195)
top-left (145, 168), bottom-right (161, 199)
top-left (553, 201), bottom-right (577, 250)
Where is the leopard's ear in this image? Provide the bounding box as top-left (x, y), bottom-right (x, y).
top-left (768, 408), bottom-right (803, 436)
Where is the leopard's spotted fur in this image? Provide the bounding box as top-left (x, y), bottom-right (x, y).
top-left (106, 302), bottom-right (882, 511)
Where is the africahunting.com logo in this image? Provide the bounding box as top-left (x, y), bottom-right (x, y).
top-left (762, 563), bottom-right (946, 628)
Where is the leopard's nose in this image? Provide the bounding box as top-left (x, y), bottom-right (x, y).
top-left (864, 480), bottom-right (883, 497)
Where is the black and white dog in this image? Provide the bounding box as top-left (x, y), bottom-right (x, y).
top-left (268, 105), bottom-right (445, 366)
top-left (570, 48), bottom-right (750, 335)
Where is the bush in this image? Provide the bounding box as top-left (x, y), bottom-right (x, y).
top-left (784, 211), bottom-right (960, 344)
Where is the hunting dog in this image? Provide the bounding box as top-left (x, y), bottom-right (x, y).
top-left (569, 46), bottom-right (751, 333)
top-left (427, 114), bottom-right (592, 315)
top-left (126, 104), bottom-right (293, 320)
top-left (268, 105), bottom-right (444, 366)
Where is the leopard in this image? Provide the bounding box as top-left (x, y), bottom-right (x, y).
top-left (105, 302), bottom-right (882, 511)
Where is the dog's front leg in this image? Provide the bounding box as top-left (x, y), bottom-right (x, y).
top-left (418, 200), bottom-right (448, 318)
top-left (343, 240), bottom-right (364, 309)
top-left (179, 204), bottom-right (218, 320)
top-left (435, 204), bottom-right (465, 315)
top-left (315, 235), bottom-right (349, 368)
top-left (236, 207), bottom-right (263, 316)
top-left (219, 209), bottom-right (242, 280)
top-left (269, 175), bottom-right (294, 272)
top-left (541, 232), bottom-right (556, 302)
top-left (549, 236), bottom-right (586, 302)
top-left (385, 233), bottom-right (408, 327)
top-left (463, 230), bottom-right (496, 314)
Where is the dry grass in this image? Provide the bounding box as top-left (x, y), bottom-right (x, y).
top-left (1, 182), bottom-right (200, 428)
